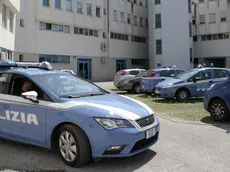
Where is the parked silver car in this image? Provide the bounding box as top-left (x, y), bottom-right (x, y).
top-left (113, 69), bottom-right (146, 89)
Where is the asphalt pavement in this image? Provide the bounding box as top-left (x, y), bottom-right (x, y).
top-left (0, 82), bottom-right (230, 172)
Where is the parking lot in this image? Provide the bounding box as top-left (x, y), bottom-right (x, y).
top-left (0, 82), bottom-right (229, 172)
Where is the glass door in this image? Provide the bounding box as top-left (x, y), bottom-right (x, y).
top-left (77, 59), bottom-right (91, 80)
top-left (116, 60), bottom-right (126, 72)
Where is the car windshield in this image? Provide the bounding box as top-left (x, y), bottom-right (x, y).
top-left (32, 73), bottom-right (108, 98)
top-left (175, 69), bottom-right (200, 80)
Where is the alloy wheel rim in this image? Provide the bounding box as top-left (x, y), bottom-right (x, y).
top-left (180, 91), bottom-right (187, 99)
top-left (136, 86), bottom-right (140, 93)
top-left (211, 103), bottom-right (225, 119)
top-left (59, 131), bottom-right (77, 162)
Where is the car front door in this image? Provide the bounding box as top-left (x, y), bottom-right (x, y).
top-left (0, 74), bottom-right (49, 146)
top-left (189, 69), bottom-right (212, 97)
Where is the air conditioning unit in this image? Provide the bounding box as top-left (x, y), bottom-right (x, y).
top-left (101, 43), bottom-right (107, 51)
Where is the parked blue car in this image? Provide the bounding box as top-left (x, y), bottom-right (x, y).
top-left (204, 77), bottom-right (230, 121)
top-left (155, 68), bottom-right (230, 101)
top-left (0, 61), bottom-right (160, 167)
top-left (140, 68), bottom-right (185, 94)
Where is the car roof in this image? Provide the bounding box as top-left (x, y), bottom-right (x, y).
top-left (2, 68), bottom-right (63, 76)
top-left (149, 68), bottom-right (184, 71)
top-left (122, 69), bottom-right (146, 72)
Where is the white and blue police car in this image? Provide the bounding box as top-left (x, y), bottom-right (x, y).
top-left (0, 61), bottom-right (160, 167)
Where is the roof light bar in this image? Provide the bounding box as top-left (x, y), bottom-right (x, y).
top-left (0, 61), bottom-right (53, 70)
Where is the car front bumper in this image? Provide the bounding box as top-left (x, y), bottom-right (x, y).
top-left (89, 117), bottom-right (160, 158)
top-left (155, 87), bottom-right (175, 98)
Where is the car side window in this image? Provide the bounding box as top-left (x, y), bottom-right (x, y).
top-left (191, 70), bottom-right (212, 81)
top-left (214, 69), bottom-right (230, 78)
top-left (0, 73), bottom-right (12, 94)
top-left (10, 75), bottom-right (52, 102)
top-left (129, 70), bottom-right (139, 75)
top-left (175, 70), bottom-right (185, 76)
top-left (160, 70), bottom-right (174, 77)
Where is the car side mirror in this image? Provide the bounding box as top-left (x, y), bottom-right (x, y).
top-left (21, 91), bottom-right (39, 103)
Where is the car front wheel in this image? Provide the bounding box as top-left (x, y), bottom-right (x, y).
top-left (58, 124), bottom-right (92, 167)
top-left (176, 89), bottom-right (189, 101)
top-left (210, 100), bottom-right (230, 122)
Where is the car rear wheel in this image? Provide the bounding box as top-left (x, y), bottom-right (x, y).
top-left (210, 100), bottom-right (230, 122)
top-left (58, 124), bottom-right (92, 167)
top-left (133, 84), bottom-right (141, 94)
top-left (176, 89), bottom-right (189, 101)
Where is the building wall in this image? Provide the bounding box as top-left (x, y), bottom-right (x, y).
top-left (148, 0), bottom-right (192, 70)
top-left (0, 0), bottom-right (19, 60)
top-left (15, 0), bottom-right (149, 81)
top-left (193, 0), bottom-right (230, 67)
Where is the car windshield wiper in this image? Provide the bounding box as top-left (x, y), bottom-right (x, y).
top-left (61, 93), bottom-right (106, 99)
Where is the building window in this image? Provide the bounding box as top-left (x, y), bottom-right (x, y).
top-left (140, 17), bottom-right (143, 27)
top-left (155, 14), bottom-right (161, 29)
top-left (113, 10), bottom-right (118, 21)
top-left (40, 22), bottom-right (70, 34)
top-left (199, 0), bottom-right (204, 3)
top-left (201, 35), bottom-right (206, 41)
top-left (220, 11), bottom-right (227, 22)
top-left (19, 55), bottom-right (23, 61)
top-left (145, 18), bottom-right (148, 28)
top-left (66, 0), bottom-right (72, 11)
top-left (63, 26), bottom-right (70, 33)
top-left (132, 59), bottom-right (146, 65)
top-left (188, 0), bottom-right (191, 13)
top-left (120, 12), bottom-right (125, 23)
top-left (155, 0), bottom-right (161, 5)
top-left (199, 14), bottom-right (205, 24)
top-left (10, 12), bottom-right (14, 32)
top-left (40, 22), bottom-right (46, 30)
top-left (74, 27), bottom-right (99, 37)
top-left (145, 0), bottom-right (148, 8)
top-left (193, 36), bottom-right (197, 41)
top-left (190, 48), bottom-right (193, 63)
top-left (96, 7), bottom-right (101, 17)
top-left (134, 15), bottom-right (137, 25)
top-left (131, 36), bottom-right (147, 43)
top-left (55, 0), bottom-right (61, 9)
top-left (20, 19), bottom-right (25, 27)
top-left (189, 22), bottom-right (192, 37)
top-left (87, 4), bottom-right (92, 15)
top-left (127, 14), bottom-right (131, 24)
top-left (39, 55), bottom-right (70, 64)
top-left (209, 13), bottom-right (216, 23)
top-left (43, 0), bottom-right (49, 6)
top-left (111, 32), bottom-right (129, 41)
top-left (2, 4), bottom-right (7, 28)
top-left (156, 39), bottom-right (162, 55)
top-left (77, 2), bottom-right (83, 13)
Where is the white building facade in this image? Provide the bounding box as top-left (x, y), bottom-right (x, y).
top-left (14, 0), bottom-right (149, 81)
top-left (193, 0), bottom-right (230, 68)
top-left (0, 0), bottom-right (19, 60)
top-left (148, 0), bottom-right (193, 70)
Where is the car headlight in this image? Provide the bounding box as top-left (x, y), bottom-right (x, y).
top-left (94, 117), bottom-right (134, 130)
top-left (163, 83), bottom-right (174, 88)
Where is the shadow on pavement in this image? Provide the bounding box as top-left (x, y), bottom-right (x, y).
top-left (0, 137), bottom-right (156, 172)
top-left (84, 149), bottom-right (157, 171)
top-left (152, 97), bottom-right (203, 104)
top-left (201, 116), bottom-right (230, 134)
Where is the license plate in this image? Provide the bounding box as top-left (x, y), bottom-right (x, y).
top-left (146, 128), bottom-right (156, 139)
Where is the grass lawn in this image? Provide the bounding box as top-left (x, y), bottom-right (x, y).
top-left (111, 89), bottom-right (210, 121)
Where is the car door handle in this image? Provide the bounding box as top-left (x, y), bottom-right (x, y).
top-left (2, 104), bottom-right (10, 109)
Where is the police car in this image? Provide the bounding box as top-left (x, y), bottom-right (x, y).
top-left (155, 67), bottom-right (230, 101)
top-left (204, 77), bottom-right (230, 122)
top-left (0, 61), bottom-right (160, 167)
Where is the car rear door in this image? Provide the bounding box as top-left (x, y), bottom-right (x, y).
top-left (0, 74), bottom-right (49, 146)
top-left (213, 69), bottom-right (230, 83)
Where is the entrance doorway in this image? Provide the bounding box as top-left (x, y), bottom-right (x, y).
top-left (116, 60), bottom-right (126, 72)
top-left (77, 59), bottom-right (91, 80)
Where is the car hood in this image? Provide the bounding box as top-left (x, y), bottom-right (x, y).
top-left (156, 78), bottom-right (185, 87)
top-left (54, 94), bottom-right (153, 121)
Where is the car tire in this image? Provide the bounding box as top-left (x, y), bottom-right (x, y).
top-left (210, 99), bottom-right (230, 122)
top-left (58, 124), bottom-right (92, 167)
top-left (176, 89), bottom-right (189, 101)
top-left (133, 84), bottom-right (141, 94)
